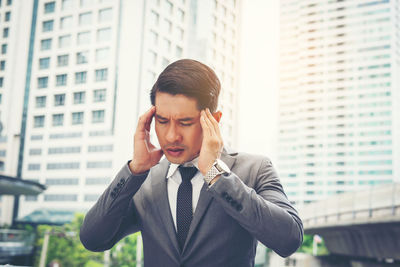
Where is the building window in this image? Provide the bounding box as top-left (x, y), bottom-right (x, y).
top-left (79, 12), bottom-right (92, 26)
top-left (93, 89), bottom-right (106, 102)
top-left (41, 39), bottom-right (52, 50)
top-left (34, 115), bottom-right (45, 128)
top-left (38, 77), bottom-right (48, 89)
top-left (84, 194), bottom-right (100, 202)
top-left (97, 28), bottom-right (111, 42)
top-left (150, 31), bottom-right (158, 45)
top-left (60, 16), bottom-right (73, 29)
top-left (1, 44), bottom-right (7, 54)
top-left (75, 71), bottom-right (87, 84)
top-left (57, 54), bottom-right (69, 66)
top-left (56, 74), bottom-right (67, 86)
top-left (54, 94), bottom-right (65, 106)
top-left (95, 48), bottom-right (109, 62)
top-left (0, 61), bottom-right (5, 71)
top-left (7, 0), bottom-right (12, 5)
top-left (72, 112), bottom-right (84, 124)
top-left (150, 11), bottom-right (159, 26)
top-left (5, 11), bottom-right (11, 22)
top-left (47, 162), bottom-right (80, 170)
top-left (48, 146), bottom-right (80, 154)
top-left (39, 57), bottom-right (50, 69)
top-left (177, 9), bottom-right (184, 22)
top-left (44, 194), bottom-right (77, 201)
top-left (80, 0), bottom-right (93, 7)
top-left (59, 34), bottom-right (71, 48)
top-left (52, 113), bottom-right (64, 126)
top-left (176, 46), bottom-right (182, 57)
top-left (3, 28), bottom-right (9, 38)
top-left (74, 91), bottom-right (85, 104)
top-left (28, 164), bottom-right (41, 171)
top-left (92, 110), bottom-right (105, 123)
top-left (61, 0), bottom-right (73, 10)
top-left (0, 77), bottom-right (3, 87)
top-left (98, 8), bottom-right (112, 22)
top-left (35, 96), bottom-right (47, 108)
top-left (87, 161), bottom-right (112, 168)
top-left (95, 68), bottom-right (108, 81)
top-left (88, 144), bottom-right (113, 152)
top-left (45, 178), bottom-right (79, 185)
top-left (29, 148), bottom-right (42, 155)
top-left (77, 31), bottom-right (91, 45)
top-left (43, 20), bottom-right (54, 32)
top-left (44, 2), bottom-right (55, 13)
top-left (76, 51), bottom-right (88, 64)
top-left (85, 177), bottom-right (110, 185)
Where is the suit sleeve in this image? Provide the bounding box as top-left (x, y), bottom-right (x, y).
top-left (79, 162), bottom-right (148, 252)
top-left (207, 158), bottom-right (303, 257)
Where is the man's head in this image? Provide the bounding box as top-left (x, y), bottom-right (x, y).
top-left (150, 59), bottom-right (221, 112)
top-left (150, 59), bottom-right (222, 164)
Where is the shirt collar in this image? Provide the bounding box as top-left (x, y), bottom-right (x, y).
top-left (166, 156), bottom-right (199, 179)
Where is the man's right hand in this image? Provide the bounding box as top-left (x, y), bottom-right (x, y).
top-left (129, 106), bottom-right (163, 174)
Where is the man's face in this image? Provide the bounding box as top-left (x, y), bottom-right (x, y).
top-left (154, 92), bottom-right (203, 164)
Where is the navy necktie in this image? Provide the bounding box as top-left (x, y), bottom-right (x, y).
top-left (176, 166), bottom-right (198, 251)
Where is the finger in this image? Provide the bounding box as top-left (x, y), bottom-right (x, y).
top-left (200, 110), bottom-right (212, 137)
top-left (137, 106), bottom-right (155, 132)
top-left (202, 110), bottom-right (216, 136)
top-left (144, 106), bottom-right (156, 131)
top-left (205, 109), bottom-right (218, 135)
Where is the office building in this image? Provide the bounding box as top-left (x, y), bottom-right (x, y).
top-left (278, 0), bottom-right (400, 206)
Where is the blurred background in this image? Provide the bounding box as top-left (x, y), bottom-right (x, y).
top-left (0, 0), bottom-right (399, 266)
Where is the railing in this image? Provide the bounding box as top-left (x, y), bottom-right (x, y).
top-left (0, 229), bottom-right (35, 259)
top-left (299, 183), bottom-right (400, 229)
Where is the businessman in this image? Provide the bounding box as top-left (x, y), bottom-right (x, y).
top-left (80, 59), bottom-right (303, 267)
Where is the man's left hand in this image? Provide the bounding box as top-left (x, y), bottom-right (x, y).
top-left (198, 108), bottom-right (223, 177)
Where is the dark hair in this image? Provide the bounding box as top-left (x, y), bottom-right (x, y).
top-left (150, 59), bottom-right (221, 112)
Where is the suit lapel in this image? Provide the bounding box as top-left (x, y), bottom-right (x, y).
top-left (182, 149), bottom-right (237, 252)
top-left (151, 159), bottom-right (181, 255)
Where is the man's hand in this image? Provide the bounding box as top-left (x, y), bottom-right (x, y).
top-left (198, 109), bottom-right (223, 177)
top-left (129, 106), bottom-right (163, 174)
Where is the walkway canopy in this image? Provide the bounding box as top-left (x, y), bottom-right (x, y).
top-left (0, 175), bottom-right (46, 195)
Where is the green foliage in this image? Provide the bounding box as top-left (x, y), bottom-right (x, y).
top-left (33, 213), bottom-right (103, 267)
top-left (298, 234), bottom-right (329, 256)
top-left (110, 232), bottom-right (141, 267)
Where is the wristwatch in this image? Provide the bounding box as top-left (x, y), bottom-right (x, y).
top-left (204, 159), bottom-right (230, 185)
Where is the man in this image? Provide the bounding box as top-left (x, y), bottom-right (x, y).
top-left (80, 59), bottom-right (303, 267)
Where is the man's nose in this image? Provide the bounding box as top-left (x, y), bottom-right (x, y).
top-left (166, 124), bottom-right (182, 143)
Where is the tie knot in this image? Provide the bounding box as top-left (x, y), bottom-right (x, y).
top-left (179, 166), bottom-right (198, 182)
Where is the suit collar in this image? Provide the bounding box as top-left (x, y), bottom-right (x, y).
top-left (151, 148), bottom-right (238, 255)
top-left (182, 148), bottom-right (237, 252)
top-left (151, 158), bottom-right (181, 258)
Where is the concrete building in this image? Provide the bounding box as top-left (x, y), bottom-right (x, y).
top-left (0, 0), bottom-right (240, 221)
top-left (278, 0), bottom-right (400, 206)
top-left (0, 0), bottom-right (35, 225)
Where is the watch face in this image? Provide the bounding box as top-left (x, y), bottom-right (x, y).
top-left (216, 159), bottom-right (230, 173)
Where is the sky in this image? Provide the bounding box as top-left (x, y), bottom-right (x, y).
top-left (237, 0), bottom-right (279, 162)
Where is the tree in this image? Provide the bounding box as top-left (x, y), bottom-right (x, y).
top-left (33, 213), bottom-right (104, 266)
top-left (297, 234), bottom-right (329, 255)
top-left (110, 232), bottom-right (141, 267)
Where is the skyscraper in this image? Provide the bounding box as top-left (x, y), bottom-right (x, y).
top-left (0, 0), bottom-right (240, 221)
top-left (0, 0), bottom-right (35, 225)
top-left (278, 0), bottom-right (400, 206)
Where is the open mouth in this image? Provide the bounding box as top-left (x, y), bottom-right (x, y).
top-left (166, 147), bottom-right (184, 157)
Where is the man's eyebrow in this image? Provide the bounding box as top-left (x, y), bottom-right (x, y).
top-left (155, 114), bottom-right (197, 122)
top-left (155, 114), bottom-right (167, 120)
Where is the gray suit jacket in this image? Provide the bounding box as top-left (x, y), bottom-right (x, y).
top-left (80, 148), bottom-right (303, 267)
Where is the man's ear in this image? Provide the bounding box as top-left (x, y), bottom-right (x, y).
top-left (212, 111), bottom-right (222, 123)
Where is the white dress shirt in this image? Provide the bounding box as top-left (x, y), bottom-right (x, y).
top-left (166, 157), bottom-right (204, 232)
